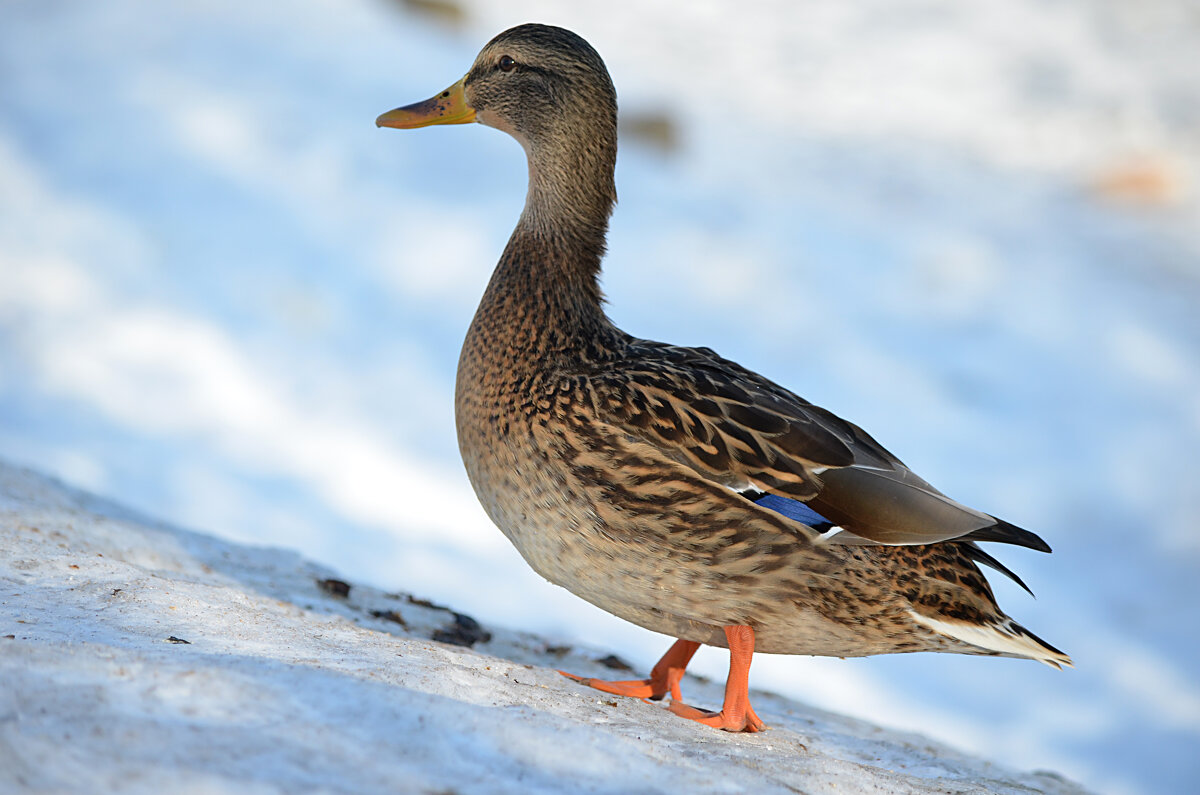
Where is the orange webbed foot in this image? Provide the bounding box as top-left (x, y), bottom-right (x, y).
top-left (559, 629), bottom-right (767, 734)
top-left (666, 625), bottom-right (765, 733)
top-left (559, 639), bottom-right (701, 702)
top-left (668, 699), bottom-right (766, 732)
top-left (557, 670), bottom-right (659, 700)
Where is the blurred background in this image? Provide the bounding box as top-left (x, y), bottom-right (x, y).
top-left (2, 1), bottom-right (1199, 792)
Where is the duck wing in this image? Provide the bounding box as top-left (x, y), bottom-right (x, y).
top-left (582, 340), bottom-right (1050, 553)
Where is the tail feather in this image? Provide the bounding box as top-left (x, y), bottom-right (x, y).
top-left (965, 519), bottom-right (1052, 553)
top-left (907, 609), bottom-right (1073, 670)
top-left (960, 541), bottom-right (1035, 597)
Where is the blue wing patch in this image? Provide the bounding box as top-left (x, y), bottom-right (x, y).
top-left (752, 493), bottom-right (837, 532)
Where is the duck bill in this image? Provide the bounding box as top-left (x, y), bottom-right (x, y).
top-left (376, 75), bottom-right (476, 129)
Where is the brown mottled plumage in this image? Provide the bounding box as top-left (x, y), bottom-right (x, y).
top-left (378, 23), bottom-right (1070, 732)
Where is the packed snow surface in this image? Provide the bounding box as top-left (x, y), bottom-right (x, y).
top-left (0, 462), bottom-right (1090, 794)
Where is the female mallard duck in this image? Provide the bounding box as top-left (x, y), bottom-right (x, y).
top-left (378, 23), bottom-right (1070, 732)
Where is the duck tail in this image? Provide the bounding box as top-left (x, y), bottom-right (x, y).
top-left (907, 609), bottom-right (1074, 669)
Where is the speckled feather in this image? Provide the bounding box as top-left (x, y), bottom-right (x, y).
top-left (419, 24), bottom-right (1071, 667)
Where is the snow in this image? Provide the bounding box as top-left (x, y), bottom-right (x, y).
top-left (1, 1), bottom-right (1199, 793)
top-left (0, 461), bottom-right (1090, 795)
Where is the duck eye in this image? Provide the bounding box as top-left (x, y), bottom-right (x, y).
top-left (498, 55), bottom-right (517, 72)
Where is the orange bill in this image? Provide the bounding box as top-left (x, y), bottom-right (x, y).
top-left (376, 75), bottom-right (475, 129)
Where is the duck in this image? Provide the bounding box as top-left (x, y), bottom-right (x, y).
top-left (377, 23), bottom-right (1070, 733)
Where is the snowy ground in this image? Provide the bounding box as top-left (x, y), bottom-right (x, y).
top-left (2, 1), bottom-right (1199, 793)
top-left (0, 461), bottom-right (1092, 795)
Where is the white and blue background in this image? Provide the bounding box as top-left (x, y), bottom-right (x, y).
top-left (2, 1), bottom-right (1198, 792)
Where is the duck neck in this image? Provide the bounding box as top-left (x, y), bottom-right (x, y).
top-left (482, 223), bottom-right (612, 355)
top-left (480, 126), bottom-right (618, 347)
top-left (519, 130), bottom-right (616, 269)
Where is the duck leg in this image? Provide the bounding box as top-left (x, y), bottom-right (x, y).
top-left (559, 638), bottom-right (700, 700)
top-left (668, 625), bottom-right (764, 732)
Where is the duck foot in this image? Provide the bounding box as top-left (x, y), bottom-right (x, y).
top-left (559, 638), bottom-right (700, 700)
top-left (560, 626), bottom-right (766, 733)
top-left (667, 626), bottom-right (765, 732)
top-left (668, 699), bottom-right (765, 733)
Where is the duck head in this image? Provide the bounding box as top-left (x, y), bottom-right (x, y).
top-left (377, 24), bottom-right (618, 236)
top-left (377, 24), bottom-right (615, 149)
